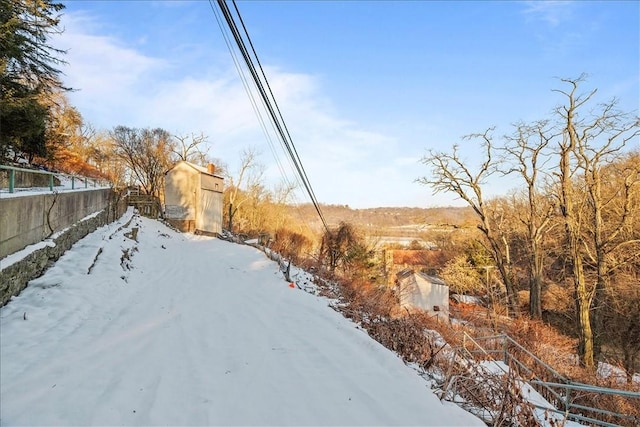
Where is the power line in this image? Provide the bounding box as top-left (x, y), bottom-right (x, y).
top-left (213, 0), bottom-right (330, 234)
top-left (217, 0), bottom-right (327, 230)
top-left (229, 1), bottom-right (326, 219)
top-left (207, 1), bottom-right (318, 240)
top-left (208, 1), bottom-right (293, 190)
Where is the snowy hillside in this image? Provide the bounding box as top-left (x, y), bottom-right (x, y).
top-left (0, 211), bottom-right (483, 426)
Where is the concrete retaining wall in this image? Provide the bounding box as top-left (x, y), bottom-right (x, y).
top-left (0, 195), bottom-right (126, 306)
top-left (0, 188), bottom-right (113, 259)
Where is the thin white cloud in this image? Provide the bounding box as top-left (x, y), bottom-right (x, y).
top-left (522, 1), bottom-right (574, 27)
top-left (519, 1), bottom-right (590, 60)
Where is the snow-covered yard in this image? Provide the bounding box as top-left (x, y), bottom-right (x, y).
top-left (0, 212), bottom-right (484, 426)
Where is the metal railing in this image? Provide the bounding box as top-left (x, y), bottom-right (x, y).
top-left (0, 164), bottom-right (109, 193)
top-left (458, 333), bottom-right (640, 427)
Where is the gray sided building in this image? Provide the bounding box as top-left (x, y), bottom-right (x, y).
top-left (396, 268), bottom-right (450, 321)
top-left (164, 161), bottom-right (224, 235)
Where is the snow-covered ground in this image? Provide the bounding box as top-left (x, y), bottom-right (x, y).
top-left (0, 212), bottom-right (484, 426)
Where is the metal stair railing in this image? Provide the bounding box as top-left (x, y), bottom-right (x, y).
top-left (457, 333), bottom-right (640, 427)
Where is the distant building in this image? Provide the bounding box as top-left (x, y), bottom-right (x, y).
top-left (384, 249), bottom-right (447, 286)
top-left (396, 269), bottom-right (449, 321)
top-left (164, 161), bottom-right (224, 234)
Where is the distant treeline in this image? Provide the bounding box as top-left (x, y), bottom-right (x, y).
top-left (293, 204), bottom-right (476, 230)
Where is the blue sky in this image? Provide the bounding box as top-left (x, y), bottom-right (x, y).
top-left (53, 1), bottom-right (639, 208)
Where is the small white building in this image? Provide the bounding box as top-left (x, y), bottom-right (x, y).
top-left (396, 269), bottom-right (449, 321)
top-left (164, 161), bottom-right (224, 234)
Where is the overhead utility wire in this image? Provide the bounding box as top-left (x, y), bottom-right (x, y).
top-left (217, 0), bottom-right (328, 232)
top-left (207, 1), bottom-right (317, 238)
top-left (229, 1), bottom-right (327, 224)
top-left (215, 0), bottom-right (330, 234)
top-left (208, 0), bottom-right (294, 192)
top-left (224, 1), bottom-right (305, 208)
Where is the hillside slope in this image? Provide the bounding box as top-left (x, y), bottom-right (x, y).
top-left (0, 212), bottom-right (483, 426)
top-left (293, 204), bottom-right (476, 231)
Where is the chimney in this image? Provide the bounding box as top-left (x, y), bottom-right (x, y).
top-left (207, 164), bottom-right (215, 174)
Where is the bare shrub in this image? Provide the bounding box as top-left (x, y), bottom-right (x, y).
top-left (542, 283), bottom-right (574, 313)
top-left (508, 319), bottom-right (577, 374)
top-left (270, 228), bottom-right (312, 264)
top-left (440, 357), bottom-right (540, 426)
top-left (365, 312), bottom-right (440, 365)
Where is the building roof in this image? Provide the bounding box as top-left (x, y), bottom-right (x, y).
top-left (396, 268), bottom-right (415, 280)
top-left (396, 268), bottom-right (448, 287)
top-left (166, 160), bottom-right (224, 179)
top-left (416, 273), bottom-right (448, 287)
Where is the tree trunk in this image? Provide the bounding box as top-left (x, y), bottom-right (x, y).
top-left (529, 236), bottom-right (543, 319)
top-left (624, 351), bottom-right (636, 384)
top-left (572, 238), bottom-right (595, 370)
top-left (593, 248), bottom-right (607, 362)
top-left (564, 212), bottom-right (595, 370)
top-left (576, 290), bottom-right (595, 370)
top-left (590, 174), bottom-right (606, 362)
top-left (490, 238), bottom-right (519, 317)
top-left (529, 275), bottom-right (542, 320)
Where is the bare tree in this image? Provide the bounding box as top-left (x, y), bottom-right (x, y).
top-left (172, 132), bottom-right (210, 165)
top-left (553, 75), bottom-right (640, 369)
top-left (579, 141), bottom-right (640, 361)
top-left (319, 222), bottom-right (373, 276)
top-left (223, 147), bottom-right (264, 233)
top-left (602, 268), bottom-right (640, 383)
top-left (111, 126), bottom-right (174, 197)
top-left (418, 129), bottom-right (520, 316)
top-left (272, 180), bottom-right (297, 205)
top-left (500, 120), bottom-right (557, 319)
top-left (90, 130), bottom-right (127, 187)
top-left (554, 77), bottom-right (598, 369)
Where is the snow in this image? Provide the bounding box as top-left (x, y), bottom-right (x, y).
top-left (0, 241), bottom-right (56, 272)
top-left (598, 361), bottom-right (640, 384)
top-left (0, 214), bottom-right (484, 426)
top-left (0, 173), bottom-right (110, 199)
top-left (0, 210), bottom-right (106, 272)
